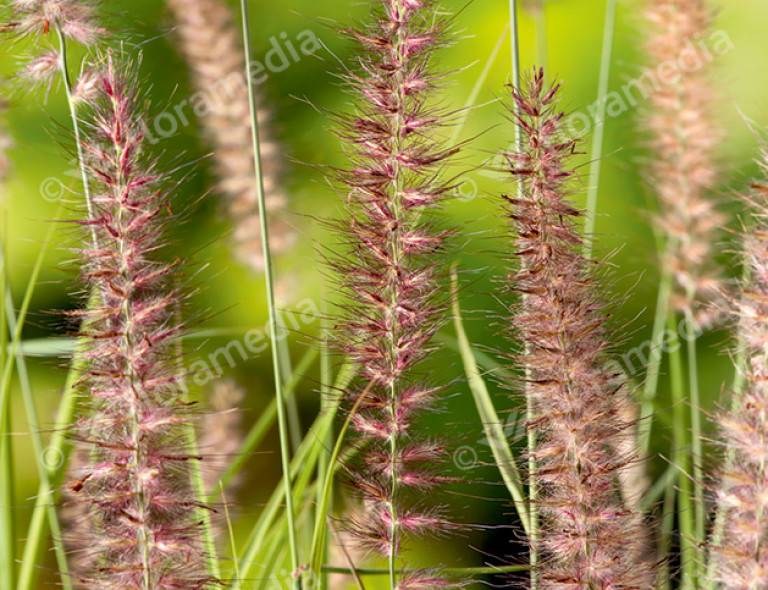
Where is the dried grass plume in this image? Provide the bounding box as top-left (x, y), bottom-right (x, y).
top-left (505, 68), bottom-right (652, 589)
top-left (167, 0), bottom-right (295, 272)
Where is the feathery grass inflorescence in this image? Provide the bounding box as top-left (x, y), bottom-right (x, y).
top-left (503, 69), bottom-right (652, 589)
top-left (644, 0), bottom-right (723, 322)
top-left (167, 0), bottom-right (294, 273)
top-left (708, 153), bottom-right (768, 589)
top-left (64, 56), bottom-right (214, 590)
top-left (331, 0), bottom-right (458, 587)
top-left (8, 0), bottom-right (103, 45)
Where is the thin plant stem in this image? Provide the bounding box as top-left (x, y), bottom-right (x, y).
top-left (638, 268), bottom-right (673, 456)
top-left (684, 305), bottom-right (705, 556)
top-left (277, 320), bottom-right (302, 453)
top-left (583, 0), bottom-right (617, 260)
top-left (657, 483), bottom-right (677, 590)
top-left (0, 235), bottom-right (12, 590)
top-left (508, 2), bottom-right (538, 587)
top-left (55, 24), bottom-right (96, 251)
top-left (220, 482), bottom-right (241, 583)
top-left (317, 321), bottom-right (332, 590)
top-left (309, 382), bottom-right (374, 582)
top-left (668, 314), bottom-right (697, 590)
top-left (238, 1), bottom-right (300, 587)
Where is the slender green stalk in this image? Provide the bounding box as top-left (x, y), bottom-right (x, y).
top-left (232, 365), bottom-right (356, 589)
top-left (55, 24), bottom-right (96, 251)
top-left (317, 323), bottom-right (333, 590)
top-left (220, 483), bottom-right (241, 583)
top-left (638, 269), bottom-right (673, 456)
top-left (0, 235), bottom-right (12, 590)
top-left (277, 320), bottom-right (302, 453)
top-left (668, 315), bottom-right (697, 590)
top-left (640, 464), bottom-right (676, 512)
top-left (684, 306), bottom-right (705, 555)
top-left (657, 484), bottom-right (677, 590)
top-left (583, 0), bottom-right (617, 261)
top-left (508, 2), bottom-right (538, 586)
top-left (18, 292), bottom-right (93, 590)
top-left (309, 383), bottom-right (374, 582)
top-left (238, 1), bottom-right (300, 586)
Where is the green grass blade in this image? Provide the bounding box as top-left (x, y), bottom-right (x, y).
top-left (238, 1), bottom-right (300, 584)
top-left (668, 315), bottom-right (698, 589)
top-left (582, 0), bottom-right (617, 260)
top-left (231, 365), bottom-right (356, 589)
top-left (637, 271), bottom-right (673, 456)
top-left (450, 268), bottom-right (529, 535)
top-left (220, 483), bottom-right (241, 583)
top-left (308, 382), bottom-right (373, 584)
top-left (0, 238), bottom-right (13, 590)
top-left (683, 307), bottom-right (705, 556)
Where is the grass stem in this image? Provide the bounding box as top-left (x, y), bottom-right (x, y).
top-left (684, 306), bottom-right (705, 558)
top-left (508, 2), bottom-right (538, 586)
top-left (638, 269), bottom-right (673, 456)
top-left (583, 0), bottom-right (617, 260)
top-left (238, 1), bottom-right (301, 587)
top-left (668, 314), bottom-right (697, 590)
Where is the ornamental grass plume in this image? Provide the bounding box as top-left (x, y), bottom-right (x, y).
top-left (644, 0), bottom-right (724, 323)
top-left (708, 154), bottom-right (768, 588)
top-left (167, 0), bottom-right (295, 273)
top-left (8, 0), bottom-right (103, 45)
top-left (64, 56), bottom-right (213, 590)
top-left (331, 0), bottom-right (458, 585)
top-left (504, 68), bottom-right (652, 589)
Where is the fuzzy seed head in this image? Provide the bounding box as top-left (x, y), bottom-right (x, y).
top-left (11, 0), bottom-right (103, 44)
top-left (505, 68), bottom-right (653, 589)
top-left (64, 55), bottom-right (213, 590)
top-left (331, 0), bottom-right (458, 584)
top-left (644, 0), bottom-right (724, 325)
top-left (709, 154), bottom-right (768, 589)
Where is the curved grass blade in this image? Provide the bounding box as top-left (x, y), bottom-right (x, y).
top-left (450, 267), bottom-right (529, 535)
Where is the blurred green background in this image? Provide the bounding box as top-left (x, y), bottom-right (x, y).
top-left (1, 0), bottom-right (767, 587)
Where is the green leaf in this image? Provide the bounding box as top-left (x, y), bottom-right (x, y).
top-left (450, 267), bottom-right (529, 536)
